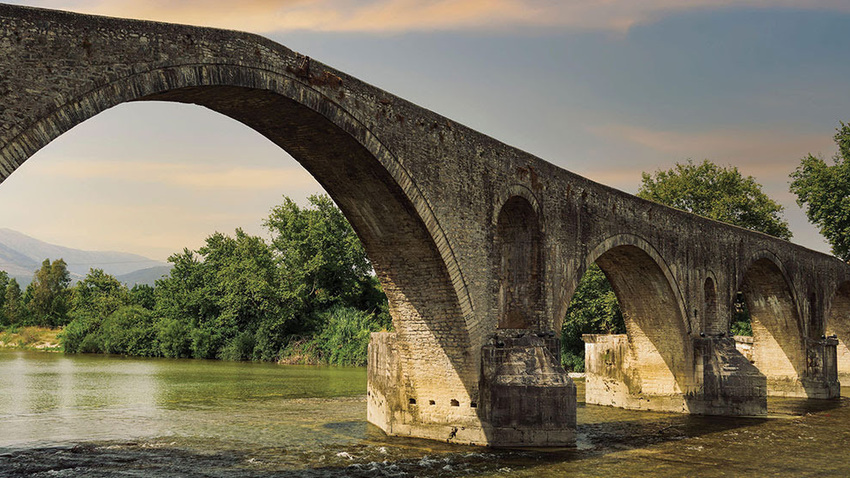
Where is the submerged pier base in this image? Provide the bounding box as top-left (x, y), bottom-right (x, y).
top-left (583, 334), bottom-right (767, 415)
top-left (367, 332), bottom-right (576, 447)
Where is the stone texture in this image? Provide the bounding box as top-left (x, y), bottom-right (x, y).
top-left (1, 4), bottom-right (849, 447)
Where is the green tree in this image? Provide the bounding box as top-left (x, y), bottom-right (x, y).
top-left (200, 229), bottom-right (283, 343)
top-left (26, 258), bottom-right (72, 327)
top-left (562, 265), bottom-right (624, 371)
top-left (0, 271), bottom-right (8, 325)
top-left (71, 269), bottom-right (129, 320)
top-left (264, 194), bottom-right (386, 332)
top-left (61, 269), bottom-right (131, 353)
top-left (129, 284), bottom-right (156, 310)
top-left (790, 122), bottom-right (850, 261)
top-left (154, 248), bottom-right (219, 332)
top-left (99, 305), bottom-right (159, 356)
top-left (638, 159), bottom-right (792, 240)
top-left (4, 278), bottom-right (23, 326)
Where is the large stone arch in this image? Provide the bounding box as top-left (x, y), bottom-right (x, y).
top-left (0, 62), bottom-right (481, 425)
top-left (579, 234), bottom-right (697, 410)
top-left (826, 281), bottom-right (850, 382)
top-left (736, 251), bottom-right (807, 396)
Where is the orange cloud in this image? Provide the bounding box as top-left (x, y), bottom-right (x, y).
top-left (590, 123), bottom-right (835, 181)
top-left (29, 159), bottom-right (323, 192)
top-left (15, 0), bottom-right (850, 33)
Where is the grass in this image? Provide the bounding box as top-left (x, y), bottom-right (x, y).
top-left (0, 326), bottom-right (62, 352)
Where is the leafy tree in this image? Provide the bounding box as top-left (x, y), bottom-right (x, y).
top-left (4, 279), bottom-right (23, 326)
top-left (99, 305), bottom-right (159, 356)
top-left (157, 318), bottom-right (192, 358)
top-left (154, 248), bottom-right (218, 331)
top-left (26, 258), bottom-right (72, 327)
top-left (0, 271), bottom-right (8, 325)
top-left (71, 269), bottom-right (129, 320)
top-left (790, 122), bottom-right (850, 261)
top-left (562, 265), bottom-right (625, 371)
top-left (129, 284), bottom-right (156, 310)
top-left (200, 229), bottom-right (283, 343)
top-left (264, 194), bottom-right (385, 331)
top-left (61, 269), bottom-right (131, 353)
top-left (638, 159), bottom-right (792, 240)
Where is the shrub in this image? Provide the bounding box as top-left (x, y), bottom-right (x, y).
top-left (561, 350), bottom-right (585, 373)
top-left (190, 327), bottom-right (221, 359)
top-left (219, 330), bottom-right (256, 361)
top-left (61, 314), bottom-right (100, 353)
top-left (157, 318), bottom-right (192, 358)
top-left (100, 306), bottom-right (159, 356)
top-left (311, 306), bottom-right (382, 366)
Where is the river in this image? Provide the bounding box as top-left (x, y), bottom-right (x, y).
top-left (0, 350), bottom-right (848, 477)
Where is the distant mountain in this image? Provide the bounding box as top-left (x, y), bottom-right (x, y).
top-left (0, 228), bottom-right (168, 286)
top-left (115, 265), bottom-right (173, 287)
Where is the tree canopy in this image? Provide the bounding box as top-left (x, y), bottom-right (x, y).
top-left (638, 159), bottom-right (792, 240)
top-left (26, 259), bottom-right (71, 327)
top-left (50, 194), bottom-right (389, 366)
top-left (790, 122), bottom-right (850, 261)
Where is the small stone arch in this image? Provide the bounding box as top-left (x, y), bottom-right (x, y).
top-left (578, 234), bottom-right (695, 395)
top-left (494, 194), bottom-right (543, 330)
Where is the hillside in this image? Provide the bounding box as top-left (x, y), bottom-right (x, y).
top-left (115, 265), bottom-right (173, 287)
top-left (0, 228), bottom-right (168, 286)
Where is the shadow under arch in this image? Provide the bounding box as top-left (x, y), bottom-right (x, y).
top-left (736, 252), bottom-right (808, 395)
top-left (826, 281), bottom-right (850, 381)
top-left (0, 63), bottom-right (478, 401)
top-left (579, 233), bottom-right (695, 397)
top-left (494, 194), bottom-right (543, 330)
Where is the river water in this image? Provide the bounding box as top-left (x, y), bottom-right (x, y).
top-left (0, 350), bottom-right (848, 477)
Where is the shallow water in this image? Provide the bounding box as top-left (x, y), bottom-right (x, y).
top-left (0, 350), bottom-right (848, 477)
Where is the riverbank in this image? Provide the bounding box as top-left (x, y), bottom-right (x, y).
top-left (0, 326), bottom-right (61, 351)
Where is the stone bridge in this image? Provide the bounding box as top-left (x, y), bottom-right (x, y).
top-left (1, 4), bottom-right (849, 447)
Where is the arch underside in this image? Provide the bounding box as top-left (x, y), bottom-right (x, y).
top-left (740, 258), bottom-right (807, 394)
top-left (827, 282), bottom-right (850, 381)
top-left (594, 245), bottom-right (694, 396)
top-left (0, 65), bottom-right (477, 406)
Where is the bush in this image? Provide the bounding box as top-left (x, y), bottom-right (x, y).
top-left (219, 330), bottom-right (256, 361)
top-left (561, 350), bottom-right (585, 373)
top-left (158, 318), bottom-right (192, 358)
top-left (190, 327), bottom-right (221, 359)
top-left (100, 306), bottom-right (159, 356)
top-left (312, 306), bottom-right (382, 366)
top-left (61, 314), bottom-right (100, 354)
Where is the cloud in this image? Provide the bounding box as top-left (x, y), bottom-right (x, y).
top-left (12, 0), bottom-right (850, 33)
top-left (589, 123), bottom-right (835, 181)
top-left (30, 159), bottom-right (322, 192)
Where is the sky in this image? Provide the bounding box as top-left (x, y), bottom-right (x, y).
top-left (1, 1), bottom-right (849, 260)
